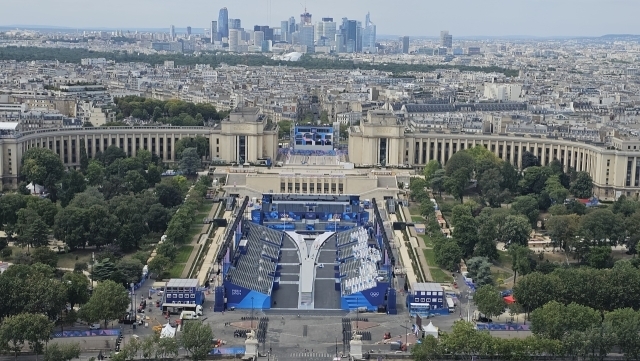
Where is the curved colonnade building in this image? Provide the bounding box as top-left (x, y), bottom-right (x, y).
top-left (349, 110), bottom-right (640, 201)
top-left (1, 107), bottom-right (639, 201)
top-left (0, 107), bottom-right (278, 189)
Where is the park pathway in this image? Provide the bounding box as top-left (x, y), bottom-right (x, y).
top-left (180, 200), bottom-right (222, 278)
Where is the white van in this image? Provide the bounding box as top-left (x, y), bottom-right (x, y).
top-left (180, 311), bottom-right (199, 320)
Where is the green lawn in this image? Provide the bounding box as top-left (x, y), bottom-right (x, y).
top-left (195, 201), bottom-right (214, 218)
top-left (423, 248), bottom-right (437, 267)
top-left (421, 235), bottom-right (435, 248)
top-left (168, 263), bottom-right (185, 278)
top-left (497, 250), bottom-right (513, 269)
top-left (175, 246), bottom-right (194, 264)
top-left (430, 268), bottom-right (453, 283)
top-left (187, 226), bottom-right (204, 240)
top-left (411, 216), bottom-right (425, 223)
top-left (56, 249), bottom-right (94, 269)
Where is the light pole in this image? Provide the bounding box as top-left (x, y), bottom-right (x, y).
top-left (405, 320), bottom-right (408, 350)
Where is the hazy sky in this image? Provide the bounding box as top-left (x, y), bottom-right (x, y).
top-left (2, 0), bottom-right (639, 37)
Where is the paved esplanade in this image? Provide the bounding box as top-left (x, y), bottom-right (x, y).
top-left (285, 231), bottom-right (335, 309)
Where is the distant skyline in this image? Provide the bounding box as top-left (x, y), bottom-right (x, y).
top-left (1, 0), bottom-right (639, 37)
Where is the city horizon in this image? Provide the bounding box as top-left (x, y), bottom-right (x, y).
top-left (1, 0), bottom-right (639, 37)
top-left (2, 24), bottom-right (639, 40)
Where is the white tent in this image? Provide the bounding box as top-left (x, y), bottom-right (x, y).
top-left (422, 321), bottom-right (439, 338)
top-left (160, 323), bottom-right (176, 338)
top-left (26, 182), bottom-right (45, 195)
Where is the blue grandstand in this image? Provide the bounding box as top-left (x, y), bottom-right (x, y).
top-left (214, 195), bottom-right (397, 313)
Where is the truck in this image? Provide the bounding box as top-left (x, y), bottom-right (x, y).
top-left (446, 297), bottom-right (455, 313)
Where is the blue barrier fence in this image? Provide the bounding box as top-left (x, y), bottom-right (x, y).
top-left (476, 323), bottom-right (530, 331)
top-left (53, 329), bottom-right (121, 338)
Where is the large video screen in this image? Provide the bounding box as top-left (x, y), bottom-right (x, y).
top-left (293, 126), bottom-right (334, 151)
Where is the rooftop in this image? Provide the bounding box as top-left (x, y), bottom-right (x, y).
top-left (166, 278), bottom-right (198, 288)
top-left (412, 282), bottom-right (444, 292)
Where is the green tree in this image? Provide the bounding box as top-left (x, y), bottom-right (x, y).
top-left (59, 170), bottom-right (88, 207)
top-left (445, 151), bottom-right (475, 178)
top-left (586, 246), bottom-right (613, 269)
top-left (513, 272), bottom-right (558, 313)
top-left (99, 145), bottom-right (127, 166)
top-left (21, 148), bottom-right (65, 191)
top-left (501, 215), bottom-right (531, 247)
top-left (0, 313), bottom-right (53, 361)
top-left (80, 280), bottom-right (129, 328)
top-left (452, 214), bottom-right (478, 258)
top-left (511, 195), bottom-right (539, 227)
top-left (474, 285), bottom-right (506, 319)
top-left (43, 343), bottom-right (81, 361)
top-left (571, 171), bottom-right (594, 198)
top-left (430, 169), bottom-right (446, 197)
top-left (30, 247), bottom-right (58, 268)
top-left (478, 167), bottom-right (506, 207)
top-left (434, 238), bottom-right (463, 271)
top-left (62, 272), bottom-right (90, 307)
top-left (146, 164), bottom-right (162, 187)
top-left (444, 169), bottom-right (470, 203)
top-left (16, 210), bottom-right (49, 250)
top-left (116, 258), bottom-right (144, 285)
top-left (466, 256), bottom-right (493, 286)
top-left (544, 175), bottom-right (569, 205)
top-left (604, 308), bottom-right (640, 360)
top-left (124, 170), bottom-right (148, 194)
top-left (500, 161), bottom-right (520, 194)
top-left (180, 321), bottom-right (214, 361)
top-left (412, 335), bottom-right (441, 361)
top-left (521, 151), bottom-right (539, 169)
top-left (86, 160), bottom-right (106, 186)
top-left (79, 140), bottom-right (89, 173)
top-left (148, 254), bottom-right (173, 276)
top-left (580, 208), bottom-right (625, 246)
top-left (530, 301), bottom-right (600, 340)
top-left (519, 166), bottom-right (552, 195)
top-left (156, 182), bottom-right (184, 208)
top-left (408, 178), bottom-right (428, 202)
top-left (508, 244), bottom-right (534, 284)
top-left (179, 147), bottom-right (200, 175)
top-left (53, 207), bottom-right (88, 250)
top-left (423, 160), bottom-right (441, 183)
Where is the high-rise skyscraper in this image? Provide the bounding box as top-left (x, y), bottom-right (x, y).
top-left (340, 19), bottom-right (359, 53)
top-left (280, 20), bottom-right (289, 42)
top-left (210, 21), bottom-right (218, 43)
top-left (300, 9), bottom-right (312, 26)
top-left (169, 25), bottom-right (175, 40)
top-left (440, 30), bottom-right (453, 48)
top-left (315, 17), bottom-right (336, 46)
top-left (363, 12), bottom-right (376, 53)
top-left (186, 26), bottom-right (192, 36)
top-left (230, 19), bottom-right (242, 30)
top-left (402, 36), bottom-right (410, 53)
top-left (288, 17), bottom-right (296, 34)
top-left (300, 24), bottom-right (315, 53)
top-left (254, 31), bottom-right (264, 46)
top-left (218, 7), bottom-right (229, 38)
top-left (228, 28), bottom-right (240, 52)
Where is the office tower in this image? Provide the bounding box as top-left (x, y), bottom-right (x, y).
top-left (300, 9), bottom-right (312, 25)
top-left (339, 19), bottom-right (359, 52)
top-left (280, 20), bottom-right (289, 42)
top-left (440, 30), bottom-right (452, 48)
top-left (402, 36), bottom-right (410, 53)
top-left (254, 26), bottom-right (274, 41)
top-left (300, 24), bottom-right (315, 53)
top-left (186, 26), bottom-right (192, 36)
top-left (363, 12), bottom-right (376, 53)
top-left (315, 17), bottom-right (336, 45)
top-left (169, 25), bottom-right (175, 40)
top-left (230, 19), bottom-right (242, 30)
top-left (261, 40), bottom-right (272, 52)
top-left (288, 17), bottom-right (296, 34)
top-left (228, 29), bottom-right (240, 52)
top-left (254, 31), bottom-right (264, 46)
top-left (335, 34), bottom-right (346, 53)
top-left (218, 7), bottom-right (229, 38)
top-left (210, 21), bottom-right (218, 43)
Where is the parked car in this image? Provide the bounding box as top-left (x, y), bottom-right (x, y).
top-left (89, 323), bottom-right (101, 330)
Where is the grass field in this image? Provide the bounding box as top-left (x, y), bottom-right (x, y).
top-left (497, 250), bottom-right (513, 269)
top-left (430, 268), bottom-right (453, 283)
top-left (423, 248), bottom-right (437, 267)
top-left (56, 249), bottom-right (94, 269)
top-left (411, 216), bottom-right (425, 223)
top-left (195, 201), bottom-right (214, 219)
top-left (168, 263), bottom-right (185, 278)
top-left (421, 235), bottom-right (435, 248)
top-left (175, 246), bottom-right (194, 264)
